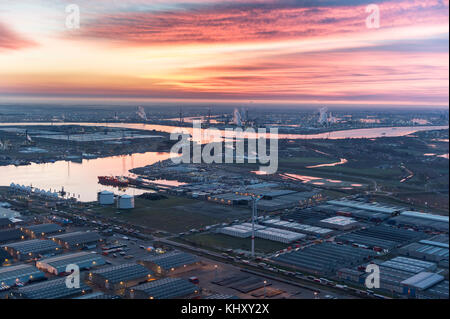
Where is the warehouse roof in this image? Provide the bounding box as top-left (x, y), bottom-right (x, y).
top-left (401, 272), bottom-right (444, 290)
top-left (0, 264), bottom-right (45, 284)
top-left (90, 263), bottom-right (152, 284)
top-left (130, 277), bottom-right (198, 299)
top-left (272, 243), bottom-right (375, 274)
top-left (0, 218), bottom-right (13, 228)
top-left (320, 216), bottom-right (357, 226)
top-left (50, 231), bottom-right (101, 245)
top-left (22, 223), bottom-right (64, 234)
top-left (400, 211), bottom-right (449, 223)
top-left (327, 199), bottom-right (400, 214)
top-left (0, 229), bottom-right (24, 244)
top-left (3, 239), bottom-right (61, 254)
top-left (10, 277), bottom-right (91, 299)
top-left (380, 256), bottom-right (436, 274)
top-left (141, 251), bottom-right (198, 270)
top-left (37, 252), bottom-right (104, 271)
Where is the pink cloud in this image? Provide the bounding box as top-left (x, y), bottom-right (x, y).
top-left (0, 22), bottom-right (37, 50)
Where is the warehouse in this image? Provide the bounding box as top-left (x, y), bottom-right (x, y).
top-left (415, 279), bottom-right (449, 299)
top-left (369, 257), bottom-right (439, 295)
top-left (36, 252), bottom-right (105, 275)
top-left (220, 226), bottom-right (252, 238)
top-left (0, 218), bottom-right (14, 230)
top-left (387, 211), bottom-right (449, 232)
top-left (336, 225), bottom-right (428, 251)
top-left (257, 191), bottom-right (321, 212)
top-left (50, 231), bottom-right (101, 250)
top-left (219, 223), bottom-right (305, 243)
top-left (399, 236), bottom-right (449, 262)
top-left (318, 216), bottom-right (359, 230)
top-left (0, 264), bottom-right (46, 287)
top-left (283, 208), bottom-right (330, 224)
top-left (336, 268), bottom-right (365, 284)
top-left (261, 219), bottom-right (333, 237)
top-left (272, 242), bottom-right (375, 275)
top-left (314, 204), bottom-right (390, 222)
top-left (8, 277), bottom-right (92, 299)
top-left (401, 272), bottom-right (445, 298)
top-left (207, 193), bottom-right (251, 206)
top-left (139, 251), bottom-right (199, 275)
top-left (126, 277), bottom-right (199, 299)
top-left (3, 239), bottom-right (62, 260)
top-left (88, 263), bottom-right (154, 291)
top-left (0, 228), bottom-right (25, 245)
top-left (325, 199), bottom-right (401, 216)
top-left (255, 227), bottom-right (306, 243)
top-left (21, 223), bottom-right (64, 238)
top-left (209, 190), bottom-right (321, 211)
top-left (219, 223), bottom-right (265, 238)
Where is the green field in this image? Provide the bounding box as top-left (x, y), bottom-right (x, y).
top-left (91, 196), bottom-right (250, 233)
top-left (177, 232), bottom-right (287, 254)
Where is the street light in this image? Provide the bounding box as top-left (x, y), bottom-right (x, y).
top-left (263, 280), bottom-right (267, 298)
top-left (214, 264), bottom-right (218, 281)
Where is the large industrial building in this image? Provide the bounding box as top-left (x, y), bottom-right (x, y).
top-left (387, 211), bottom-right (449, 232)
top-left (208, 189), bottom-right (321, 212)
top-left (21, 223), bottom-right (64, 238)
top-left (0, 228), bottom-right (24, 245)
top-left (36, 252), bottom-right (105, 275)
top-left (337, 256), bottom-right (448, 299)
top-left (3, 239), bottom-right (61, 260)
top-left (260, 219), bottom-right (334, 237)
top-left (219, 222), bottom-right (306, 243)
top-left (336, 225), bottom-right (428, 251)
top-left (318, 216), bottom-right (359, 231)
top-left (126, 277), bottom-right (199, 299)
top-left (7, 277), bottom-right (92, 299)
top-left (0, 264), bottom-right (46, 287)
top-left (139, 251), bottom-right (199, 276)
top-left (0, 218), bottom-right (14, 230)
top-left (398, 235), bottom-right (449, 263)
top-left (50, 231), bottom-right (101, 250)
top-left (88, 263), bottom-right (153, 290)
top-left (272, 242), bottom-right (375, 275)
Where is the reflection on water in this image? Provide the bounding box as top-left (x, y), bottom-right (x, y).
top-left (0, 152), bottom-right (172, 202)
top-left (0, 123), bottom-right (447, 141)
top-left (306, 158), bottom-right (347, 168)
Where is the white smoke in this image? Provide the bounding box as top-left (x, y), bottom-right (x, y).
top-left (136, 106), bottom-right (147, 121)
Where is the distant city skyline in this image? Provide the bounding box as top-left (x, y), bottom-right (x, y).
top-left (0, 0), bottom-right (448, 106)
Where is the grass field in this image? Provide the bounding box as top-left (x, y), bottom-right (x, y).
top-left (279, 156), bottom-right (339, 165)
top-left (177, 232), bottom-right (287, 254)
top-left (91, 196), bottom-right (251, 233)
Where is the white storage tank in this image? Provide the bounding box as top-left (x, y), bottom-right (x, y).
top-left (98, 191), bottom-right (114, 205)
top-left (117, 194), bottom-right (134, 209)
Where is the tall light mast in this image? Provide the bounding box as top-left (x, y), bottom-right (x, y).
top-left (251, 195), bottom-right (262, 258)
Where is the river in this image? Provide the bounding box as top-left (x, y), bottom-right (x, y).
top-left (0, 122), bottom-right (447, 141)
top-left (0, 122), bottom-right (447, 203)
top-left (0, 151), bottom-right (172, 202)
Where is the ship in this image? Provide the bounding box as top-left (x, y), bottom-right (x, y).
top-left (98, 176), bottom-right (129, 187)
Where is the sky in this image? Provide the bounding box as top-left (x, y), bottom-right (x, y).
top-left (0, 0), bottom-right (448, 106)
